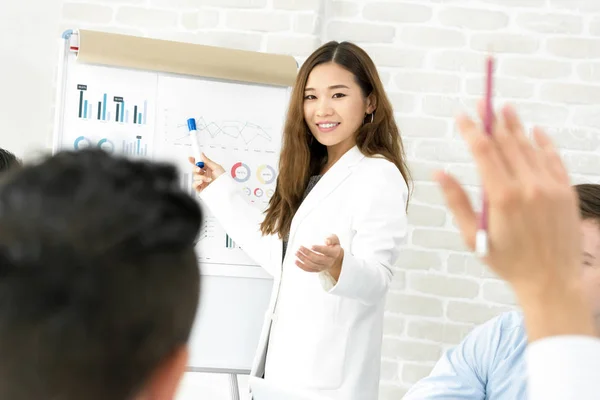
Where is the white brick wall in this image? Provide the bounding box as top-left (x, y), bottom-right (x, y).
top-left (52, 0), bottom-right (600, 398)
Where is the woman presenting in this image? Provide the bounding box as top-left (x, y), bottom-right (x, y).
top-left (191, 41), bottom-right (410, 399)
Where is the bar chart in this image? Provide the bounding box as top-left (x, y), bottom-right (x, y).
top-left (76, 84), bottom-right (148, 125)
top-left (122, 135), bottom-right (148, 156)
top-left (226, 234), bottom-right (237, 249)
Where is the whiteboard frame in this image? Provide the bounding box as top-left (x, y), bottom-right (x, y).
top-left (52, 29), bottom-right (298, 375)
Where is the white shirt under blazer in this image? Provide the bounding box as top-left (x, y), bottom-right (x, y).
top-left (200, 146), bottom-right (409, 399)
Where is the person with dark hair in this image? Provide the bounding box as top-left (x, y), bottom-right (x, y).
top-left (190, 41), bottom-right (411, 399)
top-left (0, 149), bottom-right (202, 400)
top-left (0, 147), bottom-right (21, 173)
top-left (405, 106), bottom-right (600, 400)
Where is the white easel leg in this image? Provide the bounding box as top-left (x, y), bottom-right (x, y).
top-left (228, 373), bottom-right (240, 400)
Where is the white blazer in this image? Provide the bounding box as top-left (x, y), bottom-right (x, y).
top-left (200, 146), bottom-right (408, 400)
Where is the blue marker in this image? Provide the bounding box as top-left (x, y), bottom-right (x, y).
top-left (187, 118), bottom-right (205, 169)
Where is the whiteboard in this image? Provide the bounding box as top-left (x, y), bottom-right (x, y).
top-left (52, 30), bottom-right (293, 373)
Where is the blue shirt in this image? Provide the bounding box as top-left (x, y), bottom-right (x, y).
top-left (404, 311), bottom-right (528, 400)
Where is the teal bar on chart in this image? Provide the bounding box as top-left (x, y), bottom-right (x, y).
top-left (102, 93), bottom-right (107, 120)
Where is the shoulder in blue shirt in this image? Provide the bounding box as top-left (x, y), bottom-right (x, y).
top-left (403, 311), bottom-right (528, 400)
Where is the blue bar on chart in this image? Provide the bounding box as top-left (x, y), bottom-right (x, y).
top-left (102, 93), bottom-right (107, 121)
top-left (83, 100), bottom-right (88, 118)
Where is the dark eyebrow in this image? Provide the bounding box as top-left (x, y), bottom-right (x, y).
top-left (304, 84), bottom-right (350, 92)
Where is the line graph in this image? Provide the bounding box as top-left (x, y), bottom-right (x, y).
top-left (166, 114), bottom-right (273, 147)
top-left (194, 117), bottom-right (272, 144)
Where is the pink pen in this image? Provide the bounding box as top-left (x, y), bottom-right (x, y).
top-left (476, 54), bottom-right (495, 258)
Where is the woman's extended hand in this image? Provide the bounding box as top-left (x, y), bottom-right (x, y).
top-left (189, 153), bottom-right (225, 193)
top-left (295, 234), bottom-right (344, 281)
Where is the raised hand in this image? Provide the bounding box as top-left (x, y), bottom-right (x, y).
top-left (436, 103), bottom-right (593, 340)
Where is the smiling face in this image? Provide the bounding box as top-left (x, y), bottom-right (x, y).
top-left (580, 219), bottom-right (600, 331)
top-left (303, 62), bottom-right (375, 157)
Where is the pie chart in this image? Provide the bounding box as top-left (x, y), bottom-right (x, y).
top-left (97, 138), bottom-right (114, 153)
top-left (231, 162), bottom-right (251, 182)
top-left (73, 136), bottom-right (91, 150)
top-left (257, 165), bottom-right (276, 184)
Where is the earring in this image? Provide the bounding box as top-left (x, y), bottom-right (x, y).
top-left (370, 112), bottom-right (375, 123)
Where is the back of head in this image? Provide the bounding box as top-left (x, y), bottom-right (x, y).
top-left (576, 183), bottom-right (600, 222)
top-left (0, 148), bottom-right (21, 174)
top-left (0, 149), bottom-right (202, 400)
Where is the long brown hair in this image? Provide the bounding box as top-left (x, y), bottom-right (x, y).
top-left (260, 41), bottom-right (412, 239)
